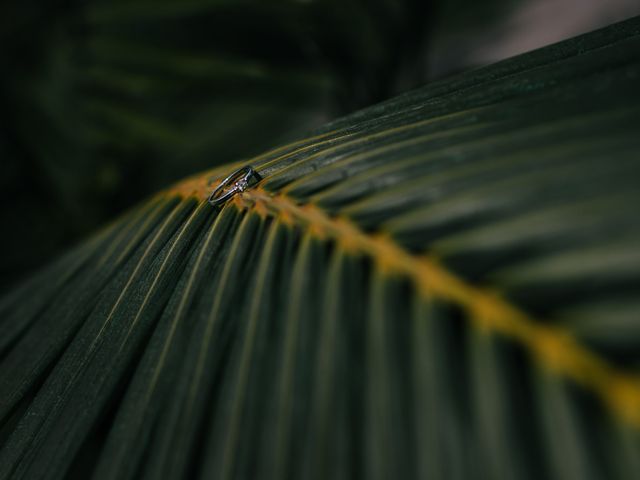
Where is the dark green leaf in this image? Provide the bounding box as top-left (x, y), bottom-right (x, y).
top-left (2, 16), bottom-right (640, 479)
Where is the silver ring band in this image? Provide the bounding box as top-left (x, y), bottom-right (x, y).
top-left (208, 166), bottom-right (260, 207)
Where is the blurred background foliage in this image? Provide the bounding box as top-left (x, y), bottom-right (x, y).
top-left (1, 0), bottom-right (638, 290)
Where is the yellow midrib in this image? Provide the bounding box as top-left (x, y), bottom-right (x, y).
top-left (166, 175), bottom-right (640, 427)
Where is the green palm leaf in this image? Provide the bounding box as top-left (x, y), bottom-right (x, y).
top-left (2, 15), bottom-right (640, 480)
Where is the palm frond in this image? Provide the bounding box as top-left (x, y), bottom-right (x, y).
top-left (2, 15), bottom-right (640, 480)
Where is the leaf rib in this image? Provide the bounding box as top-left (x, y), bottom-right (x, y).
top-left (175, 186), bottom-right (640, 429)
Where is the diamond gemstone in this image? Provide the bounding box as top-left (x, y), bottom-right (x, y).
top-left (234, 178), bottom-right (249, 192)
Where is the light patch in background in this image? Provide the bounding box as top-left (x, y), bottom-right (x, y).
top-left (429, 0), bottom-right (640, 78)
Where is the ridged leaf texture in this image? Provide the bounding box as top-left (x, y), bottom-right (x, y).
top-left (2, 16), bottom-right (640, 480)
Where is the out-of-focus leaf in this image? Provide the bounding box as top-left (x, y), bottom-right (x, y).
top-left (2, 15), bottom-right (640, 479)
top-left (0, 0), bottom-right (438, 289)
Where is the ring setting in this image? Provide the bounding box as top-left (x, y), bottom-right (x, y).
top-left (208, 166), bottom-right (261, 207)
